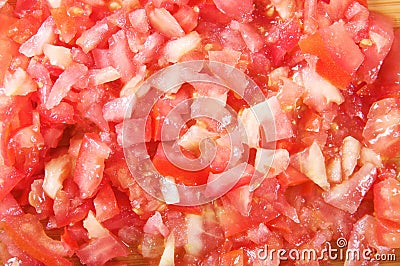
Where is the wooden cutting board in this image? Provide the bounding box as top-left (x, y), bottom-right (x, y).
top-left (368, 0), bottom-right (400, 27)
top-left (2, 0), bottom-right (400, 265)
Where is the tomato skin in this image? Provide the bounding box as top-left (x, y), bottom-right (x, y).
top-left (152, 142), bottom-right (211, 186)
top-left (277, 165), bottom-right (310, 188)
top-left (167, 205), bottom-right (202, 215)
top-left (0, 214), bottom-right (73, 266)
top-left (299, 32), bottom-right (352, 89)
top-left (173, 5), bottom-right (199, 33)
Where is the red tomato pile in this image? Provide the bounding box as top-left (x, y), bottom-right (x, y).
top-left (0, 0), bottom-right (400, 265)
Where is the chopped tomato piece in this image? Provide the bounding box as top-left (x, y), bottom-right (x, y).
top-left (299, 32), bottom-right (352, 89)
top-left (73, 133), bottom-right (111, 199)
top-left (220, 249), bottom-right (245, 266)
top-left (0, 166), bottom-right (24, 202)
top-left (0, 214), bottom-right (72, 266)
top-left (93, 183), bottom-right (120, 222)
top-left (374, 177), bottom-right (400, 224)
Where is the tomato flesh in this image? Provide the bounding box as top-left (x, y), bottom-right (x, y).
top-left (0, 0), bottom-right (400, 265)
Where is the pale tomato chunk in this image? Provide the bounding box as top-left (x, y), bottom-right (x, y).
top-left (73, 134), bottom-right (111, 199)
top-left (43, 44), bottom-right (73, 70)
top-left (323, 163), bottom-right (376, 214)
top-left (148, 8), bottom-right (185, 38)
top-left (143, 211), bottom-right (170, 238)
top-left (43, 154), bottom-right (72, 199)
top-left (3, 68), bottom-right (37, 96)
top-left (302, 67), bottom-right (344, 113)
top-left (76, 19), bottom-right (110, 54)
top-left (340, 136), bottom-right (362, 178)
top-left (291, 141), bottom-right (330, 191)
top-left (45, 63), bottom-right (88, 109)
top-left (163, 32), bottom-right (202, 63)
top-left (19, 16), bottom-right (56, 57)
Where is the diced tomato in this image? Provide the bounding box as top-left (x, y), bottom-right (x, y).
top-left (220, 249), bottom-right (245, 266)
top-left (375, 218), bottom-right (400, 248)
top-left (19, 16), bottom-right (56, 57)
top-left (7, 14), bottom-right (42, 45)
top-left (3, 67), bottom-right (37, 96)
top-left (108, 30), bottom-right (137, 82)
top-left (173, 5), bottom-right (199, 33)
top-left (0, 36), bottom-right (18, 85)
top-left (213, 0), bottom-right (254, 22)
top-left (152, 142), bottom-right (211, 185)
top-left (0, 194), bottom-right (23, 220)
top-left (76, 234), bottom-right (128, 266)
top-left (148, 7), bottom-right (185, 38)
top-left (76, 18), bottom-right (113, 53)
top-left (39, 102), bottom-right (75, 124)
top-left (103, 96), bottom-right (134, 123)
top-left (143, 211), bottom-right (170, 237)
top-left (94, 183), bottom-right (120, 222)
top-left (0, 214), bottom-right (72, 266)
top-left (167, 205), bottom-right (202, 215)
top-left (163, 31), bottom-right (201, 63)
top-left (299, 32), bottom-right (352, 89)
top-left (216, 177), bottom-right (282, 237)
top-left (0, 166), bottom-right (25, 202)
top-left (268, 215), bottom-right (314, 247)
top-left (345, 215), bottom-right (392, 265)
top-left (230, 20), bottom-right (263, 53)
top-left (357, 12), bottom-right (394, 84)
top-left (73, 133), bottom-right (111, 198)
top-left (363, 98), bottom-right (400, 158)
top-left (45, 63), bottom-right (88, 110)
top-left (323, 163), bottom-right (376, 214)
top-left (277, 165), bottom-right (310, 188)
top-left (0, 0), bottom-right (399, 264)
top-left (129, 8), bottom-right (150, 33)
top-left (265, 19), bottom-right (301, 66)
top-left (28, 179), bottom-right (53, 217)
top-left (378, 28), bottom-right (400, 86)
top-left (290, 141), bottom-right (330, 191)
top-left (374, 177), bottom-right (400, 224)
